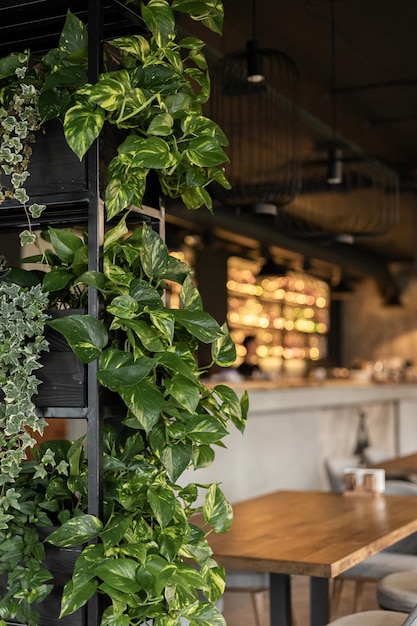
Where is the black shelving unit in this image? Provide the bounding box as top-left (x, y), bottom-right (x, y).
top-left (1, 3), bottom-right (163, 624)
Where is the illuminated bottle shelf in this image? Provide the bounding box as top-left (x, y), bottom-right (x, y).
top-left (227, 257), bottom-right (329, 368)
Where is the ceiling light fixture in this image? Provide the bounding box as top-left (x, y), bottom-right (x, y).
top-left (326, 0), bottom-right (343, 185)
top-left (208, 0), bottom-right (300, 212)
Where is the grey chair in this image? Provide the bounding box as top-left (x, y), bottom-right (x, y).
top-left (325, 605), bottom-right (416, 626)
top-left (224, 569), bottom-right (269, 626)
top-left (325, 457), bottom-right (417, 615)
top-left (362, 447), bottom-right (393, 465)
top-left (377, 570), bottom-right (417, 613)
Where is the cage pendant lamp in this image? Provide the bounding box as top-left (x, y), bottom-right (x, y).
top-left (208, 2), bottom-right (300, 212)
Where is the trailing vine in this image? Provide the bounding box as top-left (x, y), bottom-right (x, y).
top-left (0, 51), bottom-right (46, 246)
top-left (0, 282), bottom-right (49, 487)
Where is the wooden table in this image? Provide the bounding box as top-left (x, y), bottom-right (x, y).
top-left (368, 452), bottom-right (417, 479)
top-left (204, 490), bottom-right (417, 626)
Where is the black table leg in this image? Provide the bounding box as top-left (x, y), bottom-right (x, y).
top-left (270, 572), bottom-right (292, 626)
top-left (310, 577), bottom-right (330, 626)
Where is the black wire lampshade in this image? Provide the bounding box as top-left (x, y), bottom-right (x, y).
top-left (279, 149), bottom-right (400, 238)
top-left (208, 41), bottom-right (301, 212)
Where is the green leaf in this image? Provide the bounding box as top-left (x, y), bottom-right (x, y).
top-left (180, 274), bottom-right (203, 310)
top-left (98, 356), bottom-right (155, 389)
top-left (129, 279), bottom-right (164, 309)
top-left (0, 51), bottom-right (25, 81)
top-left (192, 444), bottom-right (215, 469)
top-left (95, 558), bottom-right (142, 593)
top-left (105, 176), bottom-right (135, 220)
top-left (42, 267), bottom-right (73, 292)
top-left (186, 136), bottom-right (228, 167)
top-left (123, 319), bottom-right (165, 351)
top-left (89, 72), bottom-right (131, 111)
top-left (172, 0), bottom-right (224, 35)
top-left (149, 310), bottom-right (175, 343)
top-left (156, 351), bottom-right (197, 381)
top-left (212, 385), bottom-right (247, 433)
top-left (203, 484), bottom-right (233, 533)
top-left (47, 514), bottom-right (103, 547)
top-left (165, 374), bottom-right (200, 412)
top-left (147, 486), bottom-right (176, 528)
top-left (181, 185), bottom-right (213, 211)
top-left (161, 441), bottom-right (193, 482)
top-left (158, 526), bottom-right (187, 562)
top-left (141, 0), bottom-right (175, 47)
top-left (141, 224), bottom-right (170, 277)
top-left (185, 415), bottom-right (228, 444)
top-left (180, 600), bottom-right (227, 625)
top-left (212, 385), bottom-right (247, 432)
top-left (59, 9), bottom-right (88, 57)
top-left (137, 555), bottom-right (176, 596)
top-left (47, 314), bottom-right (108, 363)
top-left (120, 136), bottom-right (174, 169)
top-left (212, 323), bottom-right (236, 367)
top-left (120, 380), bottom-right (164, 433)
top-left (110, 34), bottom-right (150, 59)
top-left (48, 227), bottom-right (84, 263)
top-left (107, 295), bottom-right (138, 319)
top-left (60, 578), bottom-right (98, 618)
top-left (64, 103), bottom-right (105, 160)
top-left (147, 112), bottom-right (174, 136)
top-left (171, 309), bottom-right (223, 343)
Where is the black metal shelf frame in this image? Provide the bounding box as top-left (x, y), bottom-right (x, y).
top-left (2, 3), bottom-right (163, 623)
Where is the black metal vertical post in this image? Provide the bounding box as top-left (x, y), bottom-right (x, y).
top-left (270, 573), bottom-right (292, 626)
top-left (87, 0), bottom-right (103, 623)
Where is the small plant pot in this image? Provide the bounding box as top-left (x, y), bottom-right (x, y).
top-left (35, 309), bottom-right (87, 408)
top-left (35, 528), bottom-right (86, 626)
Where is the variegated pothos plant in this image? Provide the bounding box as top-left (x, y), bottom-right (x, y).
top-left (0, 1), bottom-right (248, 625)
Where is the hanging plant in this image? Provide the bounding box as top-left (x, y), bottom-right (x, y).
top-left (0, 281), bottom-right (49, 484)
top-left (0, 51), bottom-right (46, 245)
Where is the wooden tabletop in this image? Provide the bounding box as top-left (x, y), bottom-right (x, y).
top-left (369, 452), bottom-right (417, 478)
top-left (203, 490), bottom-right (417, 579)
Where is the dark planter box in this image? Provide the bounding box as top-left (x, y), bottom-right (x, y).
top-left (2, 529), bottom-right (86, 626)
top-left (35, 310), bottom-right (86, 408)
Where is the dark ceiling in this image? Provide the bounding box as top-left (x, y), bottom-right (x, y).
top-left (169, 0), bottom-right (417, 293)
top-left (3, 0), bottom-right (417, 294)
